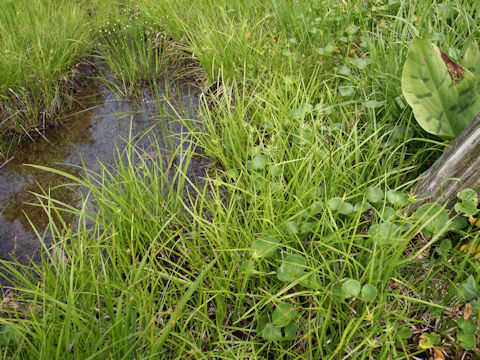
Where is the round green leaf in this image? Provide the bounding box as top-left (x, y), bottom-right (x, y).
top-left (283, 322), bottom-right (298, 341)
top-left (381, 206), bottom-right (395, 221)
top-left (300, 273), bottom-right (322, 290)
top-left (328, 197), bottom-right (343, 211)
top-left (250, 234), bottom-right (281, 259)
top-left (366, 187), bottom-right (384, 203)
top-left (386, 190), bottom-right (408, 207)
top-left (457, 188), bottom-right (478, 203)
top-left (415, 203), bottom-right (449, 234)
top-left (300, 222), bottom-right (315, 234)
top-left (397, 327), bottom-right (413, 340)
top-left (458, 318), bottom-right (477, 334)
top-left (457, 331), bottom-right (476, 350)
top-left (272, 302), bottom-right (298, 327)
top-left (285, 220), bottom-right (299, 235)
top-left (252, 154), bottom-right (268, 171)
top-left (261, 322), bottom-right (283, 341)
top-left (361, 284), bottom-right (378, 302)
top-left (368, 221), bottom-right (402, 245)
top-left (342, 279), bottom-right (361, 298)
top-left (455, 201), bottom-right (479, 216)
top-left (338, 202), bottom-right (355, 215)
top-left (449, 216), bottom-right (468, 231)
top-left (277, 255), bottom-right (307, 282)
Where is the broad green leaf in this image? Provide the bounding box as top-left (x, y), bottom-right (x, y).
top-left (277, 255), bottom-right (307, 282)
top-left (366, 187), bottom-right (384, 203)
top-left (458, 318), bottom-right (477, 334)
top-left (353, 202), bottom-right (371, 214)
top-left (448, 216), bottom-right (468, 230)
top-left (461, 42), bottom-right (480, 79)
top-left (397, 327), bottom-right (413, 340)
top-left (261, 322), bottom-right (283, 341)
top-left (386, 190), bottom-right (408, 207)
top-left (300, 222), bottom-right (315, 234)
top-left (272, 302), bottom-right (298, 327)
top-left (455, 201), bottom-right (479, 216)
top-left (300, 273), bottom-right (322, 289)
top-left (338, 202), bottom-right (355, 215)
top-left (361, 284), bottom-right (378, 302)
top-left (225, 169), bottom-right (239, 179)
top-left (401, 37), bottom-right (480, 137)
top-left (339, 86), bottom-right (355, 97)
top-left (457, 331), bottom-right (476, 350)
top-left (285, 220), bottom-right (299, 235)
top-left (342, 279), bottom-right (361, 298)
top-left (283, 323), bottom-right (298, 341)
top-left (328, 197), bottom-right (343, 211)
top-left (381, 206), bottom-right (395, 221)
top-left (290, 103), bottom-right (313, 118)
top-left (457, 275), bottom-right (479, 302)
top-left (337, 65), bottom-right (351, 75)
top-left (415, 203), bottom-right (449, 235)
top-left (368, 221), bottom-right (402, 244)
top-left (457, 188), bottom-right (478, 203)
top-left (252, 154), bottom-right (268, 171)
top-left (419, 333), bottom-right (441, 349)
top-left (350, 57), bottom-right (370, 69)
top-left (250, 234), bottom-right (281, 259)
top-left (437, 239), bottom-right (452, 258)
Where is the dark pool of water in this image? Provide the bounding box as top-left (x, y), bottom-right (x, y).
top-left (0, 79), bottom-right (207, 264)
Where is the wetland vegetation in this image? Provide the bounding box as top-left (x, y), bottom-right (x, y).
top-left (0, 0), bottom-right (480, 358)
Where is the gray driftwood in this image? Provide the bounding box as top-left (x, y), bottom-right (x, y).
top-left (410, 113), bottom-right (480, 212)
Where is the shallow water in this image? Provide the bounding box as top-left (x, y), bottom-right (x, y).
top-left (0, 79), bottom-right (206, 264)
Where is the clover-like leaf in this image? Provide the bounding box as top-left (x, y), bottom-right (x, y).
top-left (397, 327), bottom-right (413, 341)
top-left (361, 284), bottom-right (378, 302)
top-left (283, 322), bottom-right (298, 341)
top-left (277, 255), bottom-right (307, 282)
top-left (457, 188), bottom-right (478, 203)
top-left (285, 220), bottom-right (299, 235)
top-left (437, 239), bottom-right (452, 258)
top-left (339, 86), bottom-right (355, 97)
top-left (261, 322), bottom-right (283, 341)
top-left (366, 187), bottom-right (384, 203)
top-left (342, 279), bottom-right (361, 298)
top-left (386, 190), bottom-right (408, 207)
top-left (272, 302), bottom-right (298, 327)
top-left (455, 201), bottom-right (479, 217)
top-left (250, 234), bottom-right (281, 259)
top-left (300, 273), bottom-right (322, 290)
top-left (419, 333), bottom-right (441, 349)
top-left (415, 203), bottom-right (450, 235)
top-left (448, 216), bottom-right (468, 231)
top-left (300, 222), bottom-right (315, 234)
top-left (457, 275), bottom-right (479, 302)
top-left (252, 154), bottom-right (268, 171)
top-left (368, 221), bottom-right (402, 245)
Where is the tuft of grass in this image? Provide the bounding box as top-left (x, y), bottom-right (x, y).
top-left (1, 0), bottom-right (480, 358)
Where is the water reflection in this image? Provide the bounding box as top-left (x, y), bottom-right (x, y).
top-left (0, 79), bottom-right (204, 263)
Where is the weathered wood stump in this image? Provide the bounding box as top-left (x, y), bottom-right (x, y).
top-left (410, 113), bottom-right (480, 212)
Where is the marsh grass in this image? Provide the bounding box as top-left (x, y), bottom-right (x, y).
top-left (1, 0), bottom-right (480, 358)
